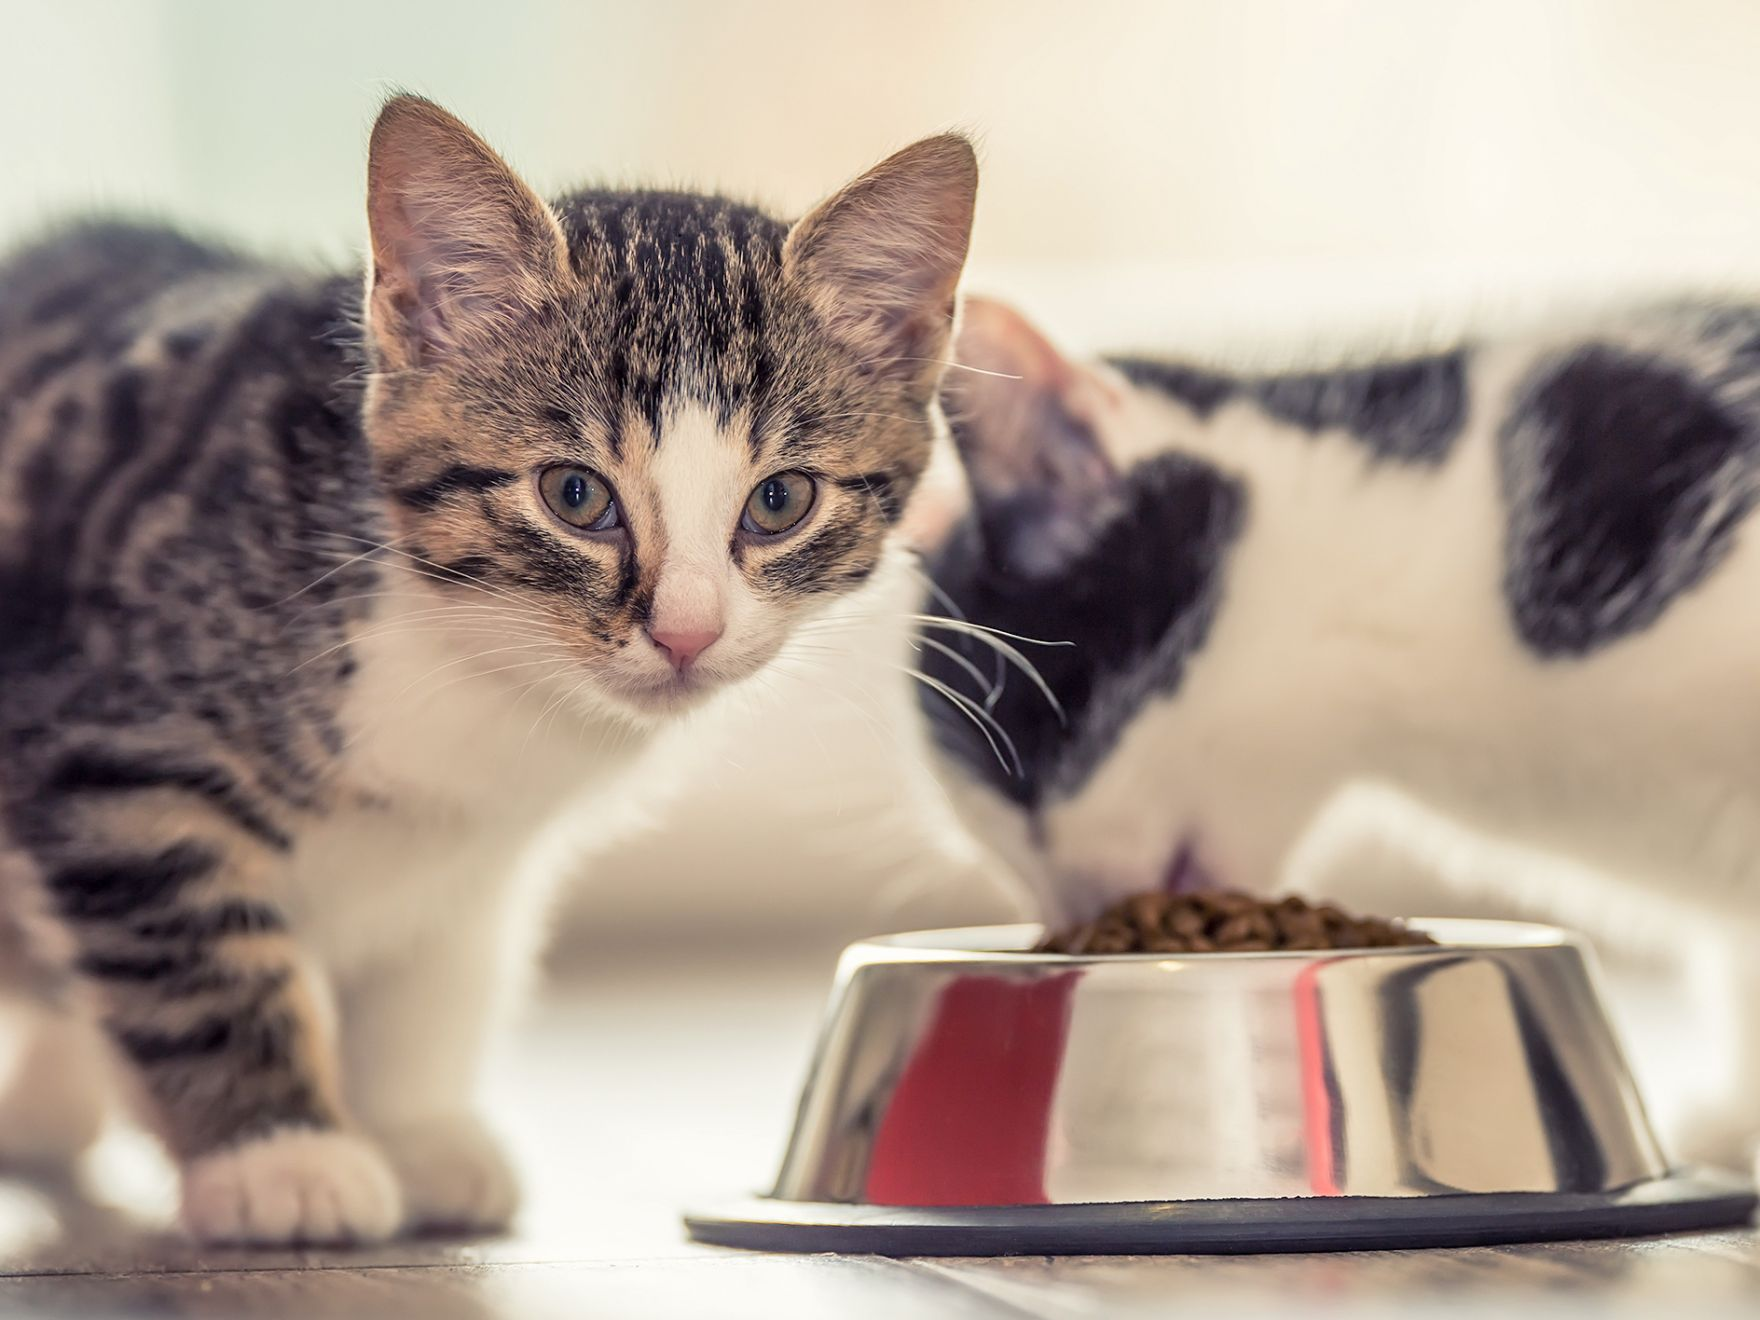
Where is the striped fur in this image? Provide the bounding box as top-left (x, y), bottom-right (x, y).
top-left (0, 96), bottom-right (976, 1243)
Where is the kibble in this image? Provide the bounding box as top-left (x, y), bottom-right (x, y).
top-left (1036, 890), bottom-right (1437, 955)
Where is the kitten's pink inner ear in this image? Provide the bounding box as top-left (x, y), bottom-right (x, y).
top-left (943, 296), bottom-right (1097, 482)
top-left (783, 134), bottom-right (978, 392)
top-left (365, 94), bottom-right (568, 369)
top-left (941, 297), bottom-right (1120, 577)
top-left (954, 297), bottom-right (1077, 401)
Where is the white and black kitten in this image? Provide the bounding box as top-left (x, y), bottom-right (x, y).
top-left (0, 95), bottom-right (976, 1244)
top-left (921, 295), bottom-right (1760, 1171)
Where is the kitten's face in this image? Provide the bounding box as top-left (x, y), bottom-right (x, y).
top-left (921, 300), bottom-right (1243, 921)
top-left (361, 97), bottom-right (976, 720)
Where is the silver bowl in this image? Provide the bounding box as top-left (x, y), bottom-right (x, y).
top-left (687, 919), bottom-right (1755, 1254)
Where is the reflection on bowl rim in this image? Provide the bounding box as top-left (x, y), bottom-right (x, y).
top-left (850, 917), bottom-right (1577, 966)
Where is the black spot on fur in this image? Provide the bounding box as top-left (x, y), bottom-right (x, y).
top-left (1251, 352), bottom-right (1468, 463)
top-left (1110, 358), bottom-right (1239, 418)
top-left (1113, 350), bottom-right (1470, 463)
top-left (923, 453), bottom-right (1244, 805)
top-left (1500, 346), bottom-right (1755, 656)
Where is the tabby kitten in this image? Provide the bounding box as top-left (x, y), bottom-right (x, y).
top-left (920, 296), bottom-right (1760, 1170)
top-left (0, 95), bottom-right (976, 1243)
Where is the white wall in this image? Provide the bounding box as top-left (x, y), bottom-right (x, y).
top-left (13, 2), bottom-right (1760, 287)
top-left (10, 0), bottom-right (1760, 945)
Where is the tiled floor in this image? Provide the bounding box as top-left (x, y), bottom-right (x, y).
top-left (0, 945), bottom-right (1755, 1318)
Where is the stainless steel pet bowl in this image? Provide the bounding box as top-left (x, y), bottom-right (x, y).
top-left (686, 919), bottom-right (1755, 1255)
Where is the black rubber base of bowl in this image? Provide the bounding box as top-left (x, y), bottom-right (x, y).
top-left (684, 1167), bottom-right (1755, 1256)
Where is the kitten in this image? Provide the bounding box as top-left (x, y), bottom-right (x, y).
top-left (919, 295), bottom-right (1760, 1168)
top-left (0, 95), bottom-right (976, 1243)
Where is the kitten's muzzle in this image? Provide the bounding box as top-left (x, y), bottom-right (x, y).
top-left (647, 625), bottom-right (721, 674)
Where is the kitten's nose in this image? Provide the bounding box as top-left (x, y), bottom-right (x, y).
top-left (648, 626), bottom-right (722, 674)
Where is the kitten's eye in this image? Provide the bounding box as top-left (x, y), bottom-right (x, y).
top-left (742, 472), bottom-right (816, 536)
top-left (539, 466), bottom-right (620, 532)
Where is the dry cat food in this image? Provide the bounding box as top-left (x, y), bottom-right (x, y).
top-left (1037, 890), bottom-right (1438, 954)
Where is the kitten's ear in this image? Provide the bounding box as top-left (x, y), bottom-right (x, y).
top-left (783, 134), bottom-right (978, 394)
top-left (942, 297), bottom-right (1121, 579)
top-left (365, 95), bottom-right (569, 369)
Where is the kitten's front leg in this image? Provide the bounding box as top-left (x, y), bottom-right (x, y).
top-left (336, 893), bottom-right (526, 1234)
top-left (16, 833), bottom-right (401, 1244)
top-left (1280, 782), bottom-right (1698, 955)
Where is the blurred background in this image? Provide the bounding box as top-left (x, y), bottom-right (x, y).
top-left (9, 0), bottom-right (1760, 955)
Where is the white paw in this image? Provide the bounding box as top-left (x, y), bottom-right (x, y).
top-left (372, 1113), bottom-right (519, 1234)
top-left (180, 1127), bottom-right (402, 1245)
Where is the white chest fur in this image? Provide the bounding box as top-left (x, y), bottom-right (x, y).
top-left (278, 594), bottom-right (645, 976)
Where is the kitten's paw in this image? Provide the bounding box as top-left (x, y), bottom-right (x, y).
top-left (373, 1113), bottom-right (519, 1234)
top-left (180, 1127), bottom-right (402, 1245)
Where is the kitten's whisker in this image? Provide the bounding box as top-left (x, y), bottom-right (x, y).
top-left (277, 585), bottom-right (432, 627)
top-left (268, 546), bottom-right (387, 609)
top-left (784, 585), bottom-right (1064, 721)
top-left (288, 634), bottom-right (364, 674)
top-left (522, 682), bottom-right (578, 755)
top-left (910, 570), bottom-right (970, 626)
top-left (509, 665), bottom-right (568, 726)
top-left (898, 665), bottom-right (1022, 778)
top-left (301, 544), bottom-right (528, 609)
top-left (788, 602), bottom-right (1063, 654)
top-left (341, 654), bottom-right (571, 750)
top-left (938, 360), bottom-right (1024, 380)
top-left (908, 617), bottom-right (1065, 725)
top-left (288, 618), bottom-right (561, 673)
top-left (309, 533), bottom-right (545, 615)
top-left (384, 641), bottom-right (569, 707)
top-left (895, 574), bottom-right (1013, 706)
top-left (354, 559), bottom-right (579, 633)
top-left (905, 613), bottom-right (1070, 649)
top-left (337, 606), bottom-right (562, 640)
top-left (333, 599), bottom-right (554, 629)
top-left (912, 635), bottom-right (996, 703)
top-left (844, 350), bottom-right (1022, 382)
top-left (810, 410), bottom-right (923, 426)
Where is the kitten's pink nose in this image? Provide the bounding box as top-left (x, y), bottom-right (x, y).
top-left (648, 626), bottom-right (721, 673)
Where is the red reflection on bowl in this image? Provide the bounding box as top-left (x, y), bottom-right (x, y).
top-left (1294, 960), bottom-right (1342, 1196)
top-left (863, 971), bottom-right (1080, 1206)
